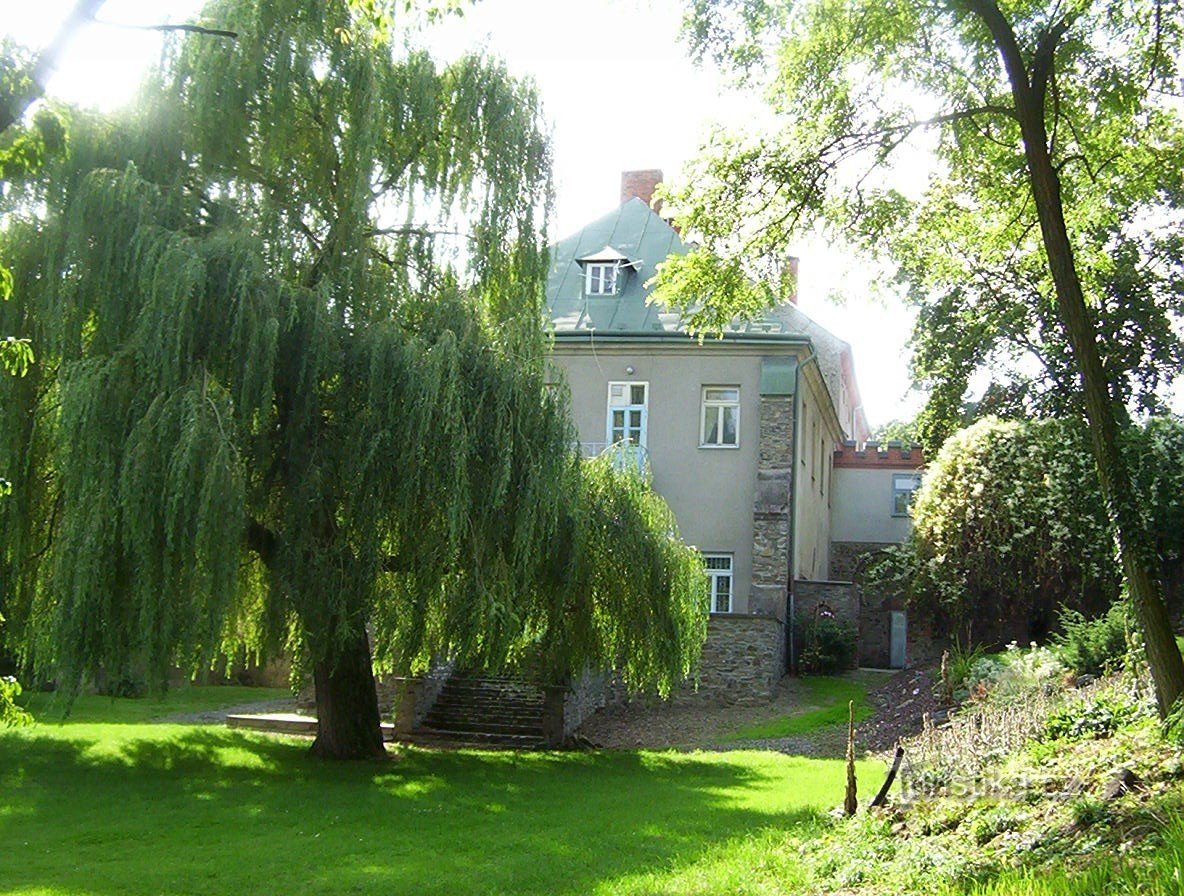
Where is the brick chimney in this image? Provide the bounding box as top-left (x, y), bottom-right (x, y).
top-left (620, 169), bottom-right (663, 213)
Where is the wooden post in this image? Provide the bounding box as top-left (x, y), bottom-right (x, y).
top-left (844, 699), bottom-right (858, 816)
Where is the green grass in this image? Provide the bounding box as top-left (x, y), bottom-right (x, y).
top-left (20, 684), bottom-right (289, 724)
top-left (0, 691), bottom-right (879, 896)
top-left (947, 814), bottom-right (1184, 896)
top-left (725, 674), bottom-right (875, 741)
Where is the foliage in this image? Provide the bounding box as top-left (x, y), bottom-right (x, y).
top-left (0, 675), bottom-right (31, 727)
top-left (798, 615), bottom-right (857, 674)
top-left (1054, 602), bottom-right (1133, 679)
top-left (0, 0), bottom-right (707, 756)
top-left (871, 418), bottom-right (920, 446)
top-left (865, 416), bottom-right (1184, 642)
top-left (869, 418), bottom-right (1114, 638)
top-left (963, 643), bottom-right (1066, 706)
top-left (1044, 693), bottom-right (1139, 742)
top-left (667, 0), bottom-right (1184, 437)
top-left (665, 0), bottom-right (1184, 714)
top-left (941, 640), bottom-right (990, 702)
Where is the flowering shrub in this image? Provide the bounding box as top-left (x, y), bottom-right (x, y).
top-left (963, 642), bottom-right (1065, 704)
top-left (798, 616), bottom-right (857, 674)
top-left (864, 416), bottom-right (1184, 642)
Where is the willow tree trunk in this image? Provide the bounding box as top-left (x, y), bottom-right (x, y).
top-left (310, 626), bottom-right (387, 760)
top-left (969, 0), bottom-right (1184, 715)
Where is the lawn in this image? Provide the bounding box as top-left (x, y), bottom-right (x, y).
top-left (20, 685), bottom-right (289, 724)
top-left (725, 673), bottom-right (876, 741)
top-left (0, 690), bottom-right (880, 896)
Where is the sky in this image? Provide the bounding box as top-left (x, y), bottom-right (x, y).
top-left (2, 0), bottom-right (929, 429)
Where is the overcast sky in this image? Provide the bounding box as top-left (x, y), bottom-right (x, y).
top-left (5, 0), bottom-right (929, 429)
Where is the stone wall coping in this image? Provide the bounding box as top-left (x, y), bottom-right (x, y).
top-left (709, 612), bottom-right (784, 622)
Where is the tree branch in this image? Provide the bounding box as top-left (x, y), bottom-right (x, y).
top-left (1030, 16), bottom-right (1074, 109)
top-left (93, 21), bottom-right (238, 39)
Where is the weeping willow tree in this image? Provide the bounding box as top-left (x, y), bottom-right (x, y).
top-left (0, 0), bottom-right (707, 759)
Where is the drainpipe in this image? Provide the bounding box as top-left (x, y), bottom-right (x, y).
top-left (787, 351), bottom-right (818, 675)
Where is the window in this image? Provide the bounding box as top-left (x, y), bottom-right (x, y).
top-left (704, 554), bottom-right (733, 614)
top-left (607, 381), bottom-right (648, 447)
top-left (585, 262), bottom-right (619, 296)
top-left (893, 473), bottom-right (922, 516)
top-left (700, 387), bottom-right (740, 447)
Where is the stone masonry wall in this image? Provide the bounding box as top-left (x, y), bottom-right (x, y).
top-left (689, 615), bottom-right (785, 704)
top-left (829, 541), bottom-right (896, 583)
top-left (751, 396), bottom-right (793, 620)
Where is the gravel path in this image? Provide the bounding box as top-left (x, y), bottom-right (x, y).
top-left (579, 667), bottom-right (941, 757)
top-left (151, 697), bottom-right (299, 725)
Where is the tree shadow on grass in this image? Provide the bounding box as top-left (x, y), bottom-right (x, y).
top-left (0, 726), bottom-right (838, 895)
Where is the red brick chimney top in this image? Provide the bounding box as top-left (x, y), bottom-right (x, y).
top-left (620, 169), bottom-right (664, 211)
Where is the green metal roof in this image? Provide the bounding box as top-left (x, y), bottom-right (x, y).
top-left (547, 198), bottom-right (687, 332)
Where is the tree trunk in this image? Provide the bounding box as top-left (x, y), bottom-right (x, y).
top-left (975, 3), bottom-right (1184, 716)
top-left (310, 626), bottom-right (387, 760)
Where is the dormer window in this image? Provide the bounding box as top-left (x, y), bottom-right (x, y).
top-left (577, 245), bottom-right (638, 298)
top-left (585, 262), bottom-right (619, 296)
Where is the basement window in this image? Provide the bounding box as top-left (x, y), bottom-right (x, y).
top-left (704, 553), bottom-right (734, 614)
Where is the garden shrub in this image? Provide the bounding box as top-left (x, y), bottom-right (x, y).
top-left (799, 616), bottom-right (856, 674)
top-left (1044, 693), bottom-right (1139, 741)
top-left (863, 416), bottom-right (1184, 643)
top-left (0, 675), bottom-right (31, 727)
top-left (962, 643), bottom-right (1065, 704)
top-left (1054, 601), bottom-right (1131, 677)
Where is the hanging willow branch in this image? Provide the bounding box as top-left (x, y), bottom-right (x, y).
top-left (0, 0), bottom-right (707, 742)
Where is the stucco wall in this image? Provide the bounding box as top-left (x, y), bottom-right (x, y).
top-left (553, 343), bottom-right (800, 615)
top-left (831, 467), bottom-right (914, 544)
top-left (794, 371), bottom-right (835, 581)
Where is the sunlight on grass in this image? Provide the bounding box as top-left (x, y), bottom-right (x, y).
top-left (725, 675), bottom-right (875, 741)
top-left (21, 685), bottom-right (289, 725)
top-left (0, 720), bottom-right (884, 896)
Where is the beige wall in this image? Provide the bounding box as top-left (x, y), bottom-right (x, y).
top-left (793, 366), bottom-right (838, 581)
top-left (831, 467), bottom-right (914, 544)
top-left (552, 343), bottom-right (782, 615)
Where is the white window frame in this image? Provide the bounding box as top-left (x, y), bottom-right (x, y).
top-left (606, 381), bottom-right (648, 448)
top-left (585, 262), bottom-right (619, 296)
top-left (892, 473), bottom-right (922, 517)
top-left (699, 386), bottom-right (740, 448)
top-left (704, 553), bottom-right (734, 614)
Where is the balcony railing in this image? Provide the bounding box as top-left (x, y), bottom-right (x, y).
top-left (578, 440), bottom-right (651, 479)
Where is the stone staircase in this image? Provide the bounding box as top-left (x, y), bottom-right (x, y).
top-left (409, 676), bottom-right (549, 749)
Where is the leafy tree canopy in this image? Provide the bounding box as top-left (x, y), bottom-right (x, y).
top-left (660, 0), bottom-right (1184, 715)
top-left (0, 0), bottom-right (707, 758)
top-left (868, 415), bottom-right (1184, 643)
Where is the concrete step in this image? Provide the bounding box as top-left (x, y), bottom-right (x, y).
top-left (421, 717), bottom-right (544, 737)
top-left (410, 727), bottom-right (547, 749)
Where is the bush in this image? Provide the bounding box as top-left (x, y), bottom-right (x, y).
top-left (964, 643), bottom-right (1065, 705)
top-left (1054, 601), bottom-right (1131, 677)
top-left (798, 616), bottom-right (856, 674)
top-left (0, 676), bottom-right (32, 727)
top-left (1044, 693), bottom-right (1139, 741)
